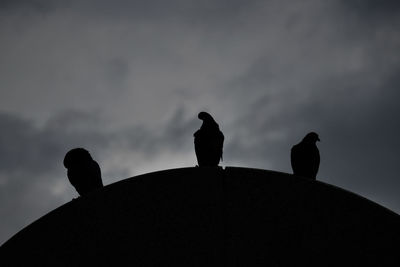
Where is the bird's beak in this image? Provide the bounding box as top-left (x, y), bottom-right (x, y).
top-left (317, 137), bottom-right (320, 142)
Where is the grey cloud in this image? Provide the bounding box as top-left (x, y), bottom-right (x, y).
top-left (0, 0), bottom-right (260, 23)
top-left (0, 112), bottom-right (59, 176)
top-left (0, 111), bottom-right (110, 178)
top-left (113, 107), bottom-right (199, 158)
top-left (3, 0), bottom-right (399, 28)
top-left (0, 107), bottom-right (199, 179)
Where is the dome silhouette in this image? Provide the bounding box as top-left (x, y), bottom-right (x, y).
top-left (1, 167), bottom-right (399, 266)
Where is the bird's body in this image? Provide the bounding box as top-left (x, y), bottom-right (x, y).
top-left (63, 148), bottom-right (103, 196)
top-left (291, 132), bottom-right (320, 179)
top-left (194, 112), bottom-right (224, 167)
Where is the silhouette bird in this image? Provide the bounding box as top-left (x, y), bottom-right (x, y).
top-left (63, 148), bottom-right (103, 196)
top-left (291, 132), bottom-right (320, 179)
top-left (194, 112), bottom-right (224, 167)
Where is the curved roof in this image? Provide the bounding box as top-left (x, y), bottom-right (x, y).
top-left (1, 167), bottom-right (399, 265)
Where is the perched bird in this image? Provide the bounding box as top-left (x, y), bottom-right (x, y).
top-left (63, 148), bottom-right (103, 196)
top-left (291, 132), bottom-right (320, 179)
top-left (194, 112), bottom-right (224, 167)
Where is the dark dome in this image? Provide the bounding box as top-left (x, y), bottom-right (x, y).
top-left (1, 167), bottom-right (399, 266)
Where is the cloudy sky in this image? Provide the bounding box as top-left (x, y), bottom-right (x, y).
top-left (0, 0), bottom-right (399, 244)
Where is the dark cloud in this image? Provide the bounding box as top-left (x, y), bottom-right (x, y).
top-left (340, 0), bottom-right (400, 19)
top-left (0, 0), bottom-right (55, 12)
top-left (0, 107), bottom-right (198, 179)
top-left (0, 112), bottom-right (60, 176)
top-left (0, 110), bottom-right (114, 178)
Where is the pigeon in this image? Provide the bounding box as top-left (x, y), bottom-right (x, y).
top-left (291, 132), bottom-right (320, 179)
top-left (63, 148), bottom-right (103, 196)
top-left (193, 112), bottom-right (224, 167)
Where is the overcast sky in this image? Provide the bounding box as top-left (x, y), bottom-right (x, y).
top-left (0, 0), bottom-right (399, 244)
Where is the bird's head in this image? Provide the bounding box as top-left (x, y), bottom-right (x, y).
top-left (63, 148), bottom-right (93, 169)
top-left (198, 111), bottom-right (213, 121)
top-left (198, 111), bottom-right (219, 128)
top-left (303, 132), bottom-right (320, 143)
